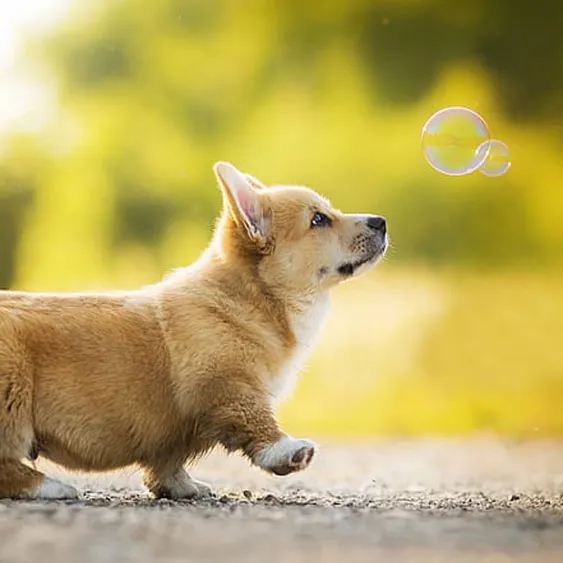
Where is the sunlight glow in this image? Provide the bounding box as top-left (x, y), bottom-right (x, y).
top-left (0, 0), bottom-right (72, 136)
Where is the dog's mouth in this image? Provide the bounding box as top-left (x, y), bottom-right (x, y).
top-left (337, 241), bottom-right (387, 277)
top-left (337, 259), bottom-right (368, 277)
top-left (338, 256), bottom-right (379, 277)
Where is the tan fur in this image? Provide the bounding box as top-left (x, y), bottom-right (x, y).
top-left (0, 162), bottom-right (387, 499)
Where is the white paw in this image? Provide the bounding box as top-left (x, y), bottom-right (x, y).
top-left (26, 477), bottom-right (79, 500)
top-left (157, 470), bottom-right (212, 499)
top-left (191, 478), bottom-right (212, 497)
top-left (254, 436), bottom-right (317, 476)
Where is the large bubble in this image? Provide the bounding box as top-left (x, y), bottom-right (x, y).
top-left (421, 107), bottom-right (491, 176)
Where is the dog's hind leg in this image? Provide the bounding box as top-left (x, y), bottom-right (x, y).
top-left (0, 341), bottom-right (77, 500)
top-left (0, 457), bottom-right (78, 500)
top-left (0, 459), bottom-right (41, 498)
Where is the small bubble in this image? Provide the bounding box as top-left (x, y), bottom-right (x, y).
top-left (476, 140), bottom-right (511, 177)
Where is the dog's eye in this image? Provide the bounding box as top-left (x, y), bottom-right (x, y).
top-left (311, 212), bottom-right (331, 228)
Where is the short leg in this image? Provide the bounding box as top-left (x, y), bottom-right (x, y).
top-left (0, 349), bottom-right (35, 462)
top-left (143, 466), bottom-right (211, 499)
top-left (0, 459), bottom-right (78, 500)
top-left (0, 352), bottom-right (78, 500)
top-left (201, 386), bottom-right (317, 476)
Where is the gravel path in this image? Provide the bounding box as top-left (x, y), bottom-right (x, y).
top-left (2, 439), bottom-right (563, 562)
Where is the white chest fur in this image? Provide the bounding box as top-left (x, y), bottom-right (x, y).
top-left (269, 293), bottom-right (330, 402)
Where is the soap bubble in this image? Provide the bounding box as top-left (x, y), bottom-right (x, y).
top-left (421, 107), bottom-right (491, 176)
top-left (476, 140), bottom-right (511, 177)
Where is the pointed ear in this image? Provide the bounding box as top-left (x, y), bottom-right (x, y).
top-left (213, 162), bottom-right (270, 248)
top-left (244, 173), bottom-right (267, 191)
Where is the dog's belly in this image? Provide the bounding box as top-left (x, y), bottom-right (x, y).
top-left (34, 434), bottom-right (139, 471)
top-left (12, 293), bottom-right (193, 471)
top-left (32, 372), bottom-right (194, 471)
top-left (34, 423), bottom-right (189, 471)
top-left (32, 368), bottom-right (191, 471)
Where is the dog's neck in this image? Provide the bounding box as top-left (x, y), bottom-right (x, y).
top-left (269, 291), bottom-right (330, 402)
top-left (160, 251), bottom-right (330, 402)
top-left (168, 246), bottom-right (328, 324)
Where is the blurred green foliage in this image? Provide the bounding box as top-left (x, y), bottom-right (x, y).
top-left (1, 0), bottom-right (562, 289)
top-left (0, 0), bottom-right (562, 435)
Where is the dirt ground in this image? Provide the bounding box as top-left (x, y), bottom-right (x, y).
top-left (2, 438), bottom-right (563, 563)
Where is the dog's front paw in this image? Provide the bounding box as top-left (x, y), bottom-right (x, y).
top-left (254, 436), bottom-right (317, 476)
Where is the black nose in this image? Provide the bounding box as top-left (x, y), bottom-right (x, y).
top-left (366, 215), bottom-right (386, 234)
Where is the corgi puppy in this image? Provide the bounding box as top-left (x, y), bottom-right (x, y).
top-left (0, 162), bottom-right (387, 500)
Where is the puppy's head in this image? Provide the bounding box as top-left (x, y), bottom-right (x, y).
top-left (213, 162), bottom-right (387, 297)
